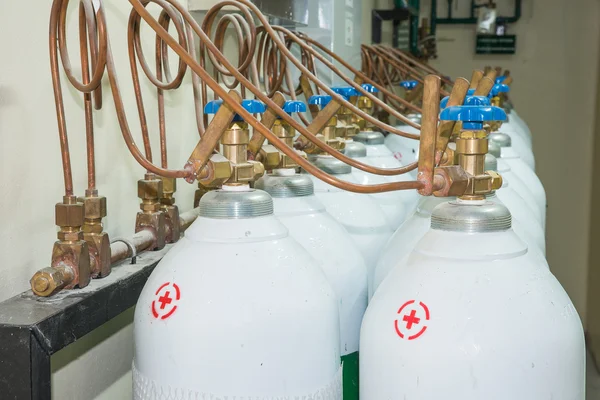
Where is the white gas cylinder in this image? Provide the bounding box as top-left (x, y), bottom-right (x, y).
top-left (361, 199), bottom-right (585, 399)
top-left (385, 114), bottom-right (422, 176)
top-left (133, 187), bottom-right (342, 399)
top-left (491, 132), bottom-right (546, 227)
top-left (354, 131), bottom-right (420, 211)
top-left (256, 170), bottom-right (367, 399)
top-left (495, 123), bottom-right (535, 170)
top-left (508, 109), bottom-right (533, 144)
top-left (308, 155), bottom-right (393, 285)
top-left (370, 182), bottom-right (545, 299)
top-left (487, 155), bottom-right (546, 255)
top-left (344, 143), bottom-right (408, 229)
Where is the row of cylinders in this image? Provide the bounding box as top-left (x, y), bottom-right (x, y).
top-left (132, 80), bottom-right (584, 399)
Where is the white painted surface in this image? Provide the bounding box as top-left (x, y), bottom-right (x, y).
top-left (308, 172), bottom-right (392, 286)
top-left (362, 223), bottom-right (585, 399)
top-left (0, 1), bottom-right (205, 398)
top-left (363, 0), bottom-right (600, 323)
top-left (134, 215), bottom-right (341, 398)
top-left (270, 194), bottom-right (368, 356)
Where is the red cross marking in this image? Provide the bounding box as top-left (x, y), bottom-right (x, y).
top-left (394, 300), bottom-right (430, 341)
top-left (158, 291), bottom-right (172, 309)
top-left (402, 309), bottom-right (421, 329)
top-left (151, 282), bottom-right (181, 320)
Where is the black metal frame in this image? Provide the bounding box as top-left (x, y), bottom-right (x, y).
top-left (0, 249), bottom-right (167, 399)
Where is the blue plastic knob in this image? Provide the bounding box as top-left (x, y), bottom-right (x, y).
top-left (361, 83), bottom-right (380, 93)
top-left (276, 100), bottom-right (307, 119)
top-left (439, 105), bottom-right (507, 130)
top-left (331, 86), bottom-right (360, 98)
top-left (204, 99), bottom-right (266, 122)
top-left (308, 95), bottom-right (333, 108)
top-left (489, 83), bottom-right (510, 97)
top-left (400, 80), bottom-right (418, 90)
top-left (440, 95), bottom-right (490, 109)
top-left (283, 100), bottom-right (307, 114)
top-left (495, 76), bottom-right (506, 84)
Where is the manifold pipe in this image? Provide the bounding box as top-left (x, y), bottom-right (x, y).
top-left (110, 208), bottom-right (199, 264)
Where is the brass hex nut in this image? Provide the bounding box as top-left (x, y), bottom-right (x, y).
top-left (199, 153), bottom-right (232, 188)
top-left (432, 165), bottom-right (470, 197)
top-left (80, 196), bottom-right (107, 220)
top-left (84, 231), bottom-right (111, 278)
top-left (55, 202), bottom-right (85, 228)
top-left (486, 170), bottom-right (503, 191)
top-left (57, 230), bottom-right (83, 242)
top-left (31, 266), bottom-right (75, 297)
top-left (135, 211), bottom-right (166, 251)
top-left (258, 145), bottom-right (281, 170)
top-left (250, 160), bottom-right (265, 182)
top-left (161, 177), bottom-right (177, 195)
top-left (138, 178), bottom-right (163, 200)
top-left (51, 240), bottom-right (91, 290)
top-left (163, 204), bottom-right (181, 244)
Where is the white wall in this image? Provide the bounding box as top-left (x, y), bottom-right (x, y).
top-left (0, 1), bottom-right (202, 398)
top-left (363, 0), bottom-right (600, 324)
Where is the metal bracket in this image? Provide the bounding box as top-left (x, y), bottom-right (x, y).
top-left (0, 246), bottom-right (170, 399)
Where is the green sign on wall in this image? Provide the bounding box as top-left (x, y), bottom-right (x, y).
top-left (476, 35), bottom-right (516, 55)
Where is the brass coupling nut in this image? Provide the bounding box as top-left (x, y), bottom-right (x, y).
top-left (199, 153), bottom-right (233, 188)
top-left (31, 265), bottom-right (76, 297)
top-left (258, 145), bottom-right (282, 170)
top-left (162, 204), bottom-right (181, 244)
top-left (138, 174), bottom-right (163, 213)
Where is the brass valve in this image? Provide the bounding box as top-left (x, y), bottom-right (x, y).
top-left (79, 189), bottom-right (111, 278)
top-left (437, 100), bottom-right (507, 200)
top-left (260, 101), bottom-right (308, 170)
top-left (221, 121), bottom-right (265, 184)
top-left (31, 195), bottom-right (91, 296)
top-left (160, 177), bottom-right (180, 244)
top-left (135, 173), bottom-right (166, 251)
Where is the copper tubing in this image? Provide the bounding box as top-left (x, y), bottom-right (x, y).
top-left (387, 46), bottom-right (454, 88)
top-left (248, 91), bottom-right (286, 157)
top-left (273, 30), bottom-right (424, 130)
top-left (484, 69), bottom-right (498, 81)
top-left (435, 78), bottom-right (470, 163)
top-left (50, 0), bottom-right (194, 182)
top-left (50, 0), bottom-right (107, 195)
top-left (128, 0), bottom-right (424, 191)
top-left (474, 77), bottom-right (495, 97)
top-left (185, 90), bottom-right (241, 182)
top-left (417, 75), bottom-right (441, 196)
top-left (469, 70), bottom-right (484, 90)
top-left (130, 0), bottom-right (422, 178)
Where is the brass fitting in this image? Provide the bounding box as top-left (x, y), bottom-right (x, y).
top-left (308, 116), bottom-right (344, 154)
top-left (221, 121), bottom-right (265, 184)
top-left (160, 177), bottom-right (180, 244)
top-left (31, 265), bottom-right (76, 297)
top-left (258, 144), bottom-right (282, 170)
top-left (335, 106), bottom-right (360, 139)
top-left (433, 165), bottom-right (470, 197)
top-left (264, 118), bottom-right (307, 169)
top-left (135, 174), bottom-right (166, 251)
top-left (78, 189), bottom-right (111, 279)
top-left (453, 128), bottom-right (502, 200)
top-left (354, 96), bottom-right (374, 131)
top-left (31, 195), bottom-right (92, 297)
top-left (198, 153), bottom-right (233, 189)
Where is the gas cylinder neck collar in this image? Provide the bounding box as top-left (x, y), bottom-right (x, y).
top-left (431, 200), bottom-right (512, 233)
top-left (199, 189), bottom-right (274, 219)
